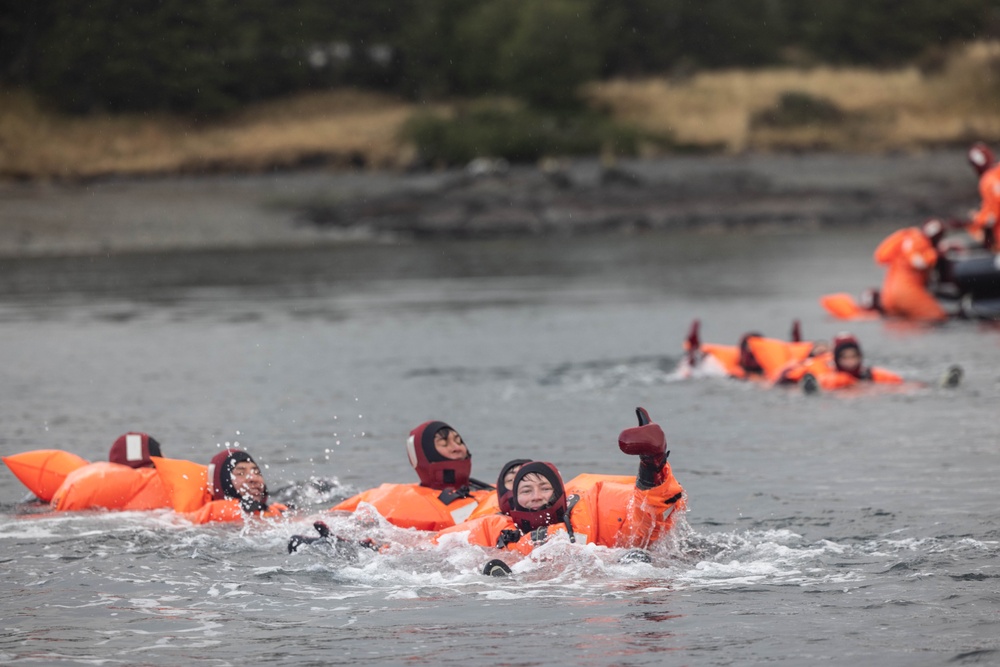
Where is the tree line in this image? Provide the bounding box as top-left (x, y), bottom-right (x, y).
top-left (0, 0), bottom-right (995, 115)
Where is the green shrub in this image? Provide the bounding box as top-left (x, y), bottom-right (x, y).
top-left (401, 106), bottom-right (656, 166)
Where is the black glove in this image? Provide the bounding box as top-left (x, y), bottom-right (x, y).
top-left (529, 527), bottom-right (549, 544)
top-left (287, 534), bottom-right (321, 553)
top-left (496, 529), bottom-right (523, 548)
top-left (240, 496), bottom-right (269, 513)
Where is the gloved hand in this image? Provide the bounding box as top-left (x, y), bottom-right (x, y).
top-left (496, 529), bottom-right (523, 548)
top-left (240, 496), bottom-right (269, 513)
top-left (619, 407), bottom-right (668, 490)
top-left (618, 422), bottom-right (667, 459)
top-left (529, 527), bottom-right (549, 545)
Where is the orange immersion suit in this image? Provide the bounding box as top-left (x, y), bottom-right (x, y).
top-left (434, 464), bottom-right (685, 555)
top-left (776, 351), bottom-right (902, 390)
top-left (744, 337), bottom-right (817, 383)
top-left (969, 164), bottom-right (1000, 251)
top-left (873, 227), bottom-right (948, 322)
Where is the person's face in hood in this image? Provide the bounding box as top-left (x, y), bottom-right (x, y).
top-left (230, 460), bottom-right (266, 503)
top-left (516, 472), bottom-right (555, 511)
top-left (836, 346), bottom-right (862, 373)
top-left (433, 428), bottom-right (469, 461)
top-left (503, 463), bottom-right (523, 489)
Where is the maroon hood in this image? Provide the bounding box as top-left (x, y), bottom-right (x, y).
top-left (108, 432), bottom-right (162, 468)
top-left (833, 333), bottom-right (864, 378)
top-left (406, 420), bottom-right (471, 490)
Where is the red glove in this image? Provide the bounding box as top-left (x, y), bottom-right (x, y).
top-left (619, 407), bottom-right (668, 490)
top-left (618, 423), bottom-right (667, 459)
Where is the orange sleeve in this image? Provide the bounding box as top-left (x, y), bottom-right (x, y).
top-left (613, 463), bottom-right (685, 549)
top-left (870, 367), bottom-right (904, 384)
top-left (900, 232), bottom-right (937, 271)
top-left (434, 514), bottom-right (513, 547)
top-left (874, 229), bottom-right (905, 265)
top-left (817, 370), bottom-right (858, 390)
top-left (572, 467), bottom-right (685, 549)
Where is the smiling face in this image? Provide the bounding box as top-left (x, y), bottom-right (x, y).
top-left (229, 460), bottom-right (266, 503)
top-left (515, 472), bottom-right (555, 511)
top-left (433, 429), bottom-right (469, 461)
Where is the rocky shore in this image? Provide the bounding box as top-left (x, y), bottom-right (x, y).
top-left (0, 150), bottom-right (978, 257)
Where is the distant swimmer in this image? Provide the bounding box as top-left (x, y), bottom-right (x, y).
top-left (329, 420), bottom-right (495, 531)
top-left (776, 333), bottom-right (904, 392)
top-left (684, 319), bottom-right (818, 383)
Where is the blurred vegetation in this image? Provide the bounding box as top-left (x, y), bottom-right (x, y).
top-left (400, 104), bottom-right (663, 166)
top-left (1, 0), bottom-right (999, 177)
top-left (751, 92), bottom-right (846, 128)
top-left (1, 0), bottom-right (996, 115)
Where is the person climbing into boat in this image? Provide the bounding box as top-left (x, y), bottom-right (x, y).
top-left (873, 218), bottom-right (950, 322)
top-left (776, 332), bottom-right (903, 393)
top-left (965, 142), bottom-right (1000, 252)
top-left (329, 421), bottom-right (495, 531)
top-left (433, 407), bottom-right (685, 556)
top-left (181, 448), bottom-right (287, 523)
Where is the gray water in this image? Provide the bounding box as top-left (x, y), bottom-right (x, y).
top-left (1, 221), bottom-right (999, 666)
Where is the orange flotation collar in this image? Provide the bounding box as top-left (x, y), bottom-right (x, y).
top-left (51, 462), bottom-right (171, 511)
top-left (3, 450), bottom-right (90, 502)
top-left (150, 456), bottom-right (211, 512)
top-left (332, 483), bottom-right (488, 531)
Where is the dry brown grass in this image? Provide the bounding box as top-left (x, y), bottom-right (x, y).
top-left (3, 41), bottom-right (1000, 180)
top-left (0, 88), bottom-right (419, 180)
top-left (587, 40), bottom-right (1000, 153)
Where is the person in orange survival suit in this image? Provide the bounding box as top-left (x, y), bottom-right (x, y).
top-left (776, 333), bottom-right (903, 393)
top-left (965, 142), bottom-right (1000, 252)
top-left (181, 448), bottom-right (287, 524)
top-left (873, 218), bottom-right (949, 322)
top-left (684, 319), bottom-right (813, 381)
top-left (434, 407), bottom-right (685, 556)
top-left (329, 421), bottom-right (495, 531)
top-left (50, 432), bottom-right (173, 511)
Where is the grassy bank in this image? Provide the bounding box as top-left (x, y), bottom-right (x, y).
top-left (2, 42), bottom-right (999, 181)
